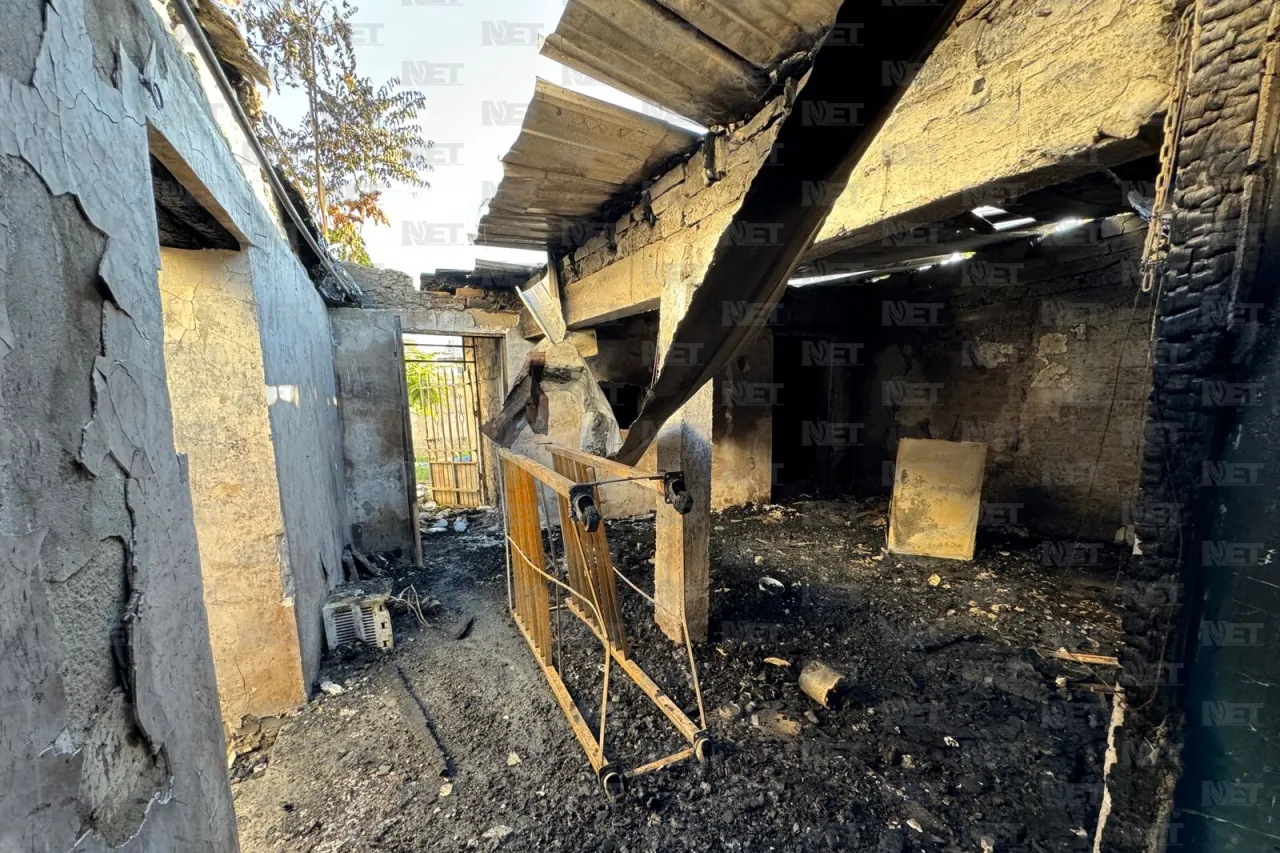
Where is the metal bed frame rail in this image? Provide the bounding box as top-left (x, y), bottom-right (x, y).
top-left (497, 444), bottom-right (709, 798)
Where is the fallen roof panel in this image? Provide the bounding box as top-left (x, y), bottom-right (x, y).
top-left (475, 79), bottom-right (698, 250)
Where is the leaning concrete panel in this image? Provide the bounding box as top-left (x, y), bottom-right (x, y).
top-left (888, 439), bottom-right (988, 561)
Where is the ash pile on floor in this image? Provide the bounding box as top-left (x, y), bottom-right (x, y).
top-left (231, 499), bottom-right (1125, 853)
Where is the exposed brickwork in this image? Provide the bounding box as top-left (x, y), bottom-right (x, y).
top-left (1103, 2), bottom-right (1279, 850)
top-left (556, 95), bottom-right (789, 288)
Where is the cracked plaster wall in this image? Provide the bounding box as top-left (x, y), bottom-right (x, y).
top-left (0, 0), bottom-right (238, 849)
top-left (143, 5), bottom-right (347, 703)
top-left (149, 0), bottom-right (347, 708)
top-left (0, 0), bottom-right (349, 848)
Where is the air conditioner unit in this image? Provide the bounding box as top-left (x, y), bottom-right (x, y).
top-left (323, 585), bottom-right (394, 651)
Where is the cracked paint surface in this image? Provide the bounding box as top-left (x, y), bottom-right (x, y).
top-left (1, 0), bottom-right (349, 843)
top-left (0, 0), bottom-right (285, 849)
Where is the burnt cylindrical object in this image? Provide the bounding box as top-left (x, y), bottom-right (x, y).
top-left (570, 485), bottom-right (601, 533)
top-left (664, 474), bottom-right (693, 514)
top-left (799, 661), bottom-right (845, 708)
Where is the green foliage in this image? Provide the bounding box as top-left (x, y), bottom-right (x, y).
top-left (230, 0), bottom-right (432, 262)
top-left (404, 347), bottom-right (446, 417)
top-left (327, 220), bottom-right (371, 264)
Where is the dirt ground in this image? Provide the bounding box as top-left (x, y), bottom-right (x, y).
top-left (231, 498), bottom-right (1126, 852)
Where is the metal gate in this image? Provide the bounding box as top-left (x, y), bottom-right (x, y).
top-left (405, 337), bottom-right (484, 507)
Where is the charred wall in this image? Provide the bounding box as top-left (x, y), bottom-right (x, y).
top-left (1103, 2), bottom-right (1280, 851)
top-left (777, 216), bottom-right (1155, 541)
top-left (587, 312), bottom-right (659, 428)
top-left (713, 330), bottom-right (775, 509)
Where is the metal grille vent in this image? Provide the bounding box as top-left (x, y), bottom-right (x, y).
top-left (323, 590), bottom-right (394, 652)
top-left (332, 608), bottom-right (358, 644)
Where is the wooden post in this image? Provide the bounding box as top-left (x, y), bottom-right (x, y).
top-left (654, 276), bottom-right (711, 643)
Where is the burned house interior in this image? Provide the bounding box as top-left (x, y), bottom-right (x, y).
top-left (4, 0), bottom-right (1280, 851)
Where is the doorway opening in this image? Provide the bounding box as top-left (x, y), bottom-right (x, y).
top-left (403, 334), bottom-right (485, 507)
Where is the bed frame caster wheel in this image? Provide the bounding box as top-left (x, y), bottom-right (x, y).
top-left (694, 733), bottom-right (713, 763)
top-left (599, 766), bottom-right (626, 801)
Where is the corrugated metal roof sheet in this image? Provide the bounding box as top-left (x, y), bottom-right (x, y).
top-left (475, 80), bottom-right (699, 250)
top-left (542, 0), bottom-right (840, 127)
top-left (652, 0), bottom-right (841, 68)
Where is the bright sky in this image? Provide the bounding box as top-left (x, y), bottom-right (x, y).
top-left (260, 0), bottom-right (702, 280)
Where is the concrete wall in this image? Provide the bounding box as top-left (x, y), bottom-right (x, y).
top-left (159, 249), bottom-right (306, 725)
top-left (344, 301), bottom-right (532, 400)
top-left (0, 0), bottom-right (247, 848)
top-left (813, 0), bottom-right (1175, 255)
top-left (158, 0), bottom-right (349, 716)
top-left (338, 269), bottom-right (658, 519)
top-left (777, 216), bottom-right (1153, 539)
top-left (252, 248), bottom-right (347, 695)
top-left (331, 291), bottom-right (530, 526)
top-left (331, 309), bottom-right (417, 555)
top-left (474, 336), bottom-right (504, 505)
top-left (340, 263), bottom-right (531, 387)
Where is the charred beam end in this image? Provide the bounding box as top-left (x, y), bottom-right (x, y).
top-left (267, 166), bottom-right (357, 305)
top-left (150, 155), bottom-right (239, 251)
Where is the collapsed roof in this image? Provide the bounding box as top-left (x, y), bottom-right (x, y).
top-left (475, 81), bottom-right (697, 251)
top-left (474, 0), bottom-right (843, 253)
top-left (544, 0), bottom-right (840, 127)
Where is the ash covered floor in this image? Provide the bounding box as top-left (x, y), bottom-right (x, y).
top-left (231, 500), bottom-right (1126, 852)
